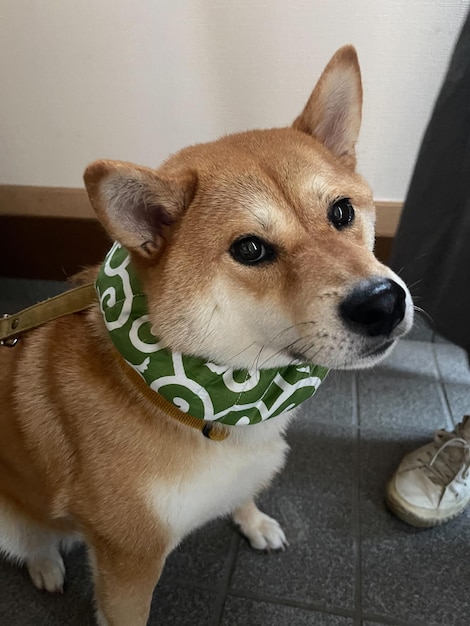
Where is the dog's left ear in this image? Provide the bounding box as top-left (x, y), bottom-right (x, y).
top-left (84, 160), bottom-right (197, 261)
top-left (293, 45), bottom-right (362, 169)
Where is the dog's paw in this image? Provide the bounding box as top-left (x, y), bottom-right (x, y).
top-left (27, 550), bottom-right (65, 593)
top-left (244, 513), bottom-right (288, 551)
top-left (235, 510), bottom-right (288, 551)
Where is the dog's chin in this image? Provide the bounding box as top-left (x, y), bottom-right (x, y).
top-left (339, 338), bottom-right (397, 370)
top-left (290, 337), bottom-right (398, 371)
top-left (218, 335), bottom-right (399, 372)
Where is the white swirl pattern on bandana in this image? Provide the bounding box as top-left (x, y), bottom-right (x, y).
top-left (95, 243), bottom-right (329, 426)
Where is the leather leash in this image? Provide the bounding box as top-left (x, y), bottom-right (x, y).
top-left (0, 283), bottom-right (229, 441)
top-left (0, 283), bottom-right (96, 346)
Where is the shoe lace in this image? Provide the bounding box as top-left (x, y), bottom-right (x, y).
top-left (422, 429), bottom-right (470, 490)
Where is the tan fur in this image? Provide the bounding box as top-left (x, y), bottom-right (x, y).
top-left (0, 46), bottom-right (413, 625)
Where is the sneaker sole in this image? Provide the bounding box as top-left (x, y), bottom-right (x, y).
top-left (385, 478), bottom-right (470, 528)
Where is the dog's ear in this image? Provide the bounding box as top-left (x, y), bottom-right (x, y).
top-left (293, 45), bottom-right (362, 169)
top-left (84, 160), bottom-right (197, 260)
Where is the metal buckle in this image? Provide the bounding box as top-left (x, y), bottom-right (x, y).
top-left (0, 314), bottom-right (20, 347)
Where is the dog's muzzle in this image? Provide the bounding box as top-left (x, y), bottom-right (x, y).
top-left (340, 277), bottom-right (406, 337)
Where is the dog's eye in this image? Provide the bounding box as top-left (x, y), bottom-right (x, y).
top-left (230, 236), bottom-right (275, 265)
top-left (328, 198), bottom-right (355, 229)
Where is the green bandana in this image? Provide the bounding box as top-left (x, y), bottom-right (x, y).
top-left (95, 243), bottom-right (328, 426)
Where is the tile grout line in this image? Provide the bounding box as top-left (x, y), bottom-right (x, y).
top-left (430, 341), bottom-right (456, 430)
top-left (226, 587), bottom-right (356, 621)
top-left (362, 610), bottom-right (432, 626)
top-left (211, 529), bottom-right (241, 625)
top-left (351, 371), bottom-right (363, 626)
top-left (352, 358), bottom-right (425, 626)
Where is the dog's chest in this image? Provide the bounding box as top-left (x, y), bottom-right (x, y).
top-left (144, 429), bottom-right (289, 543)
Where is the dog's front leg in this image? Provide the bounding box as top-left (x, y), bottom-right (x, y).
top-left (90, 541), bottom-right (166, 626)
top-left (232, 500), bottom-right (288, 551)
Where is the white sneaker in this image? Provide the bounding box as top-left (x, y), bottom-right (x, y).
top-left (386, 416), bottom-right (470, 527)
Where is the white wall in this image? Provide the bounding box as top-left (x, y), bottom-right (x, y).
top-left (0, 1), bottom-right (467, 201)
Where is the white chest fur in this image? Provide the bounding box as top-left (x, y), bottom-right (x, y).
top-left (144, 415), bottom-right (294, 545)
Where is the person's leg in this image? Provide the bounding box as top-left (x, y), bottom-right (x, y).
top-left (387, 12), bottom-right (470, 526)
top-left (390, 10), bottom-right (470, 349)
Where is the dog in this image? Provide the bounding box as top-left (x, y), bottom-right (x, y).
top-left (0, 46), bottom-right (413, 625)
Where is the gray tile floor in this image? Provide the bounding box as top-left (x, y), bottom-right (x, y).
top-left (1, 278), bottom-right (469, 625)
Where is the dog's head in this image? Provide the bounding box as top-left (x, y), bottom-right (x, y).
top-left (84, 46), bottom-right (413, 371)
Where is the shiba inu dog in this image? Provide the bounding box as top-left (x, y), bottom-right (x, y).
top-left (0, 46), bottom-right (413, 625)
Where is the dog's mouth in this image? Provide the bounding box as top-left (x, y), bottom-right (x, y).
top-left (286, 337), bottom-right (395, 367)
top-left (362, 338), bottom-right (395, 358)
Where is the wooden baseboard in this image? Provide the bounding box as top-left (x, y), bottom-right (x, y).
top-left (0, 184), bottom-right (401, 279)
top-left (0, 184), bottom-right (94, 219)
top-left (374, 201), bottom-right (403, 238)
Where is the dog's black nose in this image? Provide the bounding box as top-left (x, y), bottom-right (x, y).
top-left (340, 278), bottom-right (406, 337)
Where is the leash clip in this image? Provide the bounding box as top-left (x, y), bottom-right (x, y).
top-left (0, 314), bottom-right (20, 347)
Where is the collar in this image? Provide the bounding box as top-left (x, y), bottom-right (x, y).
top-left (95, 243), bottom-right (328, 430)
